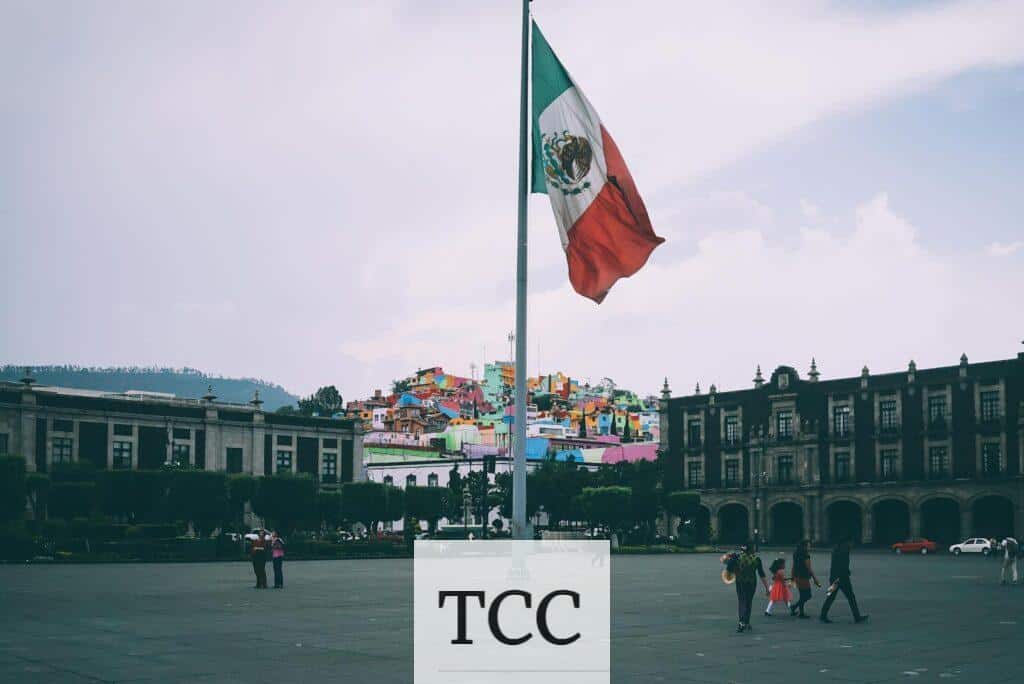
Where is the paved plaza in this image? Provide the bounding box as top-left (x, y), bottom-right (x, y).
top-left (1, 551), bottom-right (1021, 683)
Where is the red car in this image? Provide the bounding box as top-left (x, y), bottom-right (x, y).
top-left (892, 538), bottom-right (937, 555)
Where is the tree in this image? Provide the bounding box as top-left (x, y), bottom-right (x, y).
top-left (227, 474), bottom-right (257, 530)
top-left (96, 470), bottom-right (136, 521)
top-left (391, 378), bottom-right (412, 395)
top-left (664, 491), bottom-right (702, 545)
top-left (168, 471), bottom-right (229, 537)
top-left (0, 456), bottom-right (27, 523)
top-left (405, 486), bottom-right (444, 534)
top-left (383, 485), bottom-right (405, 529)
top-left (494, 471), bottom-right (540, 521)
top-left (253, 474), bottom-right (317, 536)
top-left (621, 414), bottom-right (632, 443)
top-left (298, 385), bottom-right (344, 417)
top-left (578, 409), bottom-right (587, 437)
top-left (609, 412), bottom-right (618, 436)
top-left (50, 482), bottom-right (96, 520)
top-left (579, 486), bottom-right (631, 539)
top-left (341, 481), bottom-right (387, 535)
top-left (316, 491), bottom-right (344, 532)
top-left (532, 460), bottom-right (589, 530)
top-left (132, 470), bottom-right (171, 523)
top-left (26, 472), bottom-right (50, 520)
top-left (443, 467), bottom-right (464, 522)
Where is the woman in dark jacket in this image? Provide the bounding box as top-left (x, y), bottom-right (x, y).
top-left (724, 540), bottom-right (770, 632)
top-left (790, 539), bottom-right (821, 618)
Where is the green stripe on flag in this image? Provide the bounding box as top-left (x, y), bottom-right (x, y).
top-left (531, 21), bottom-right (573, 194)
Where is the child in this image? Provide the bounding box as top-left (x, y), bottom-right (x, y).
top-left (764, 558), bottom-right (792, 616)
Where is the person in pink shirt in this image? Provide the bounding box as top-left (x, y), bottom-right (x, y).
top-left (270, 531), bottom-right (286, 589)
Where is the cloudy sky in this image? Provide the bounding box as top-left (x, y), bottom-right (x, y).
top-left (2, 0), bottom-right (1023, 399)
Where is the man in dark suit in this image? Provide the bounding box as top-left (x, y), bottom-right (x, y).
top-left (820, 539), bottom-right (869, 624)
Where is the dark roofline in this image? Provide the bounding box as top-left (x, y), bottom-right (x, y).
top-left (670, 355), bottom-right (1023, 407)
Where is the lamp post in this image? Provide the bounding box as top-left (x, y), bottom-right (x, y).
top-left (752, 425), bottom-right (769, 546)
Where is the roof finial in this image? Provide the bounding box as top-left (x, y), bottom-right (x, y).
top-left (202, 384), bottom-right (217, 403)
top-left (20, 366), bottom-right (36, 388)
top-left (694, 381), bottom-right (701, 395)
top-left (250, 390), bottom-right (264, 408)
top-left (753, 365), bottom-right (764, 389)
top-left (808, 358), bottom-right (820, 382)
top-left (661, 377), bottom-right (671, 400)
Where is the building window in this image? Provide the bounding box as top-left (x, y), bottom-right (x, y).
top-left (383, 475), bottom-right (394, 486)
top-left (778, 374), bottom-right (789, 390)
top-left (406, 474), bottom-right (417, 488)
top-left (980, 390), bottom-right (1000, 422)
top-left (52, 437), bottom-right (73, 464)
top-left (777, 454), bottom-right (794, 484)
top-left (172, 427), bottom-right (191, 440)
top-left (687, 461), bottom-right (704, 489)
top-left (0, 433), bottom-right (7, 456)
top-left (687, 419), bottom-right (701, 447)
top-left (880, 449), bottom-right (897, 481)
top-left (776, 410), bottom-right (793, 440)
top-left (322, 452), bottom-right (337, 482)
top-left (276, 435), bottom-right (293, 446)
top-left (928, 447), bottom-right (948, 479)
top-left (226, 447), bottom-right (243, 474)
top-left (879, 400), bottom-right (898, 432)
top-left (172, 443), bottom-right (190, 467)
top-left (928, 395), bottom-right (947, 424)
top-left (832, 406), bottom-right (850, 437)
top-left (724, 415), bottom-right (740, 444)
top-left (981, 443), bottom-right (1001, 476)
top-left (53, 419), bottom-right (73, 433)
top-left (276, 450), bottom-right (292, 472)
top-left (835, 452), bottom-right (851, 483)
top-left (428, 473), bottom-right (439, 487)
top-left (113, 424), bottom-right (133, 437)
top-left (322, 438), bottom-right (338, 449)
top-left (724, 459), bottom-right (740, 487)
top-left (112, 441), bottom-right (132, 470)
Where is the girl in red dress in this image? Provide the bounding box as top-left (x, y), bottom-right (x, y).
top-left (764, 558), bottom-right (792, 616)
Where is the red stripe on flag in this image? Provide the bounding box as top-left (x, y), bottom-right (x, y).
top-left (564, 126), bottom-right (664, 303)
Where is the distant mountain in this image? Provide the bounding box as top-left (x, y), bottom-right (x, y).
top-left (0, 365), bottom-right (298, 411)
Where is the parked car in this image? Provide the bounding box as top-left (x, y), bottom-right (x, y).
top-left (244, 528), bottom-right (270, 542)
top-left (892, 538), bottom-right (937, 555)
top-left (949, 537), bottom-right (993, 556)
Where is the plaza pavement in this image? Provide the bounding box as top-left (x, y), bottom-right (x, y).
top-left (0, 551), bottom-right (1020, 683)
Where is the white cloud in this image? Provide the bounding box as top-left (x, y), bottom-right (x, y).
top-left (342, 192), bottom-right (1023, 395)
top-left (800, 199), bottom-right (821, 221)
top-left (2, 1), bottom-right (1024, 396)
top-left (987, 241), bottom-right (1023, 256)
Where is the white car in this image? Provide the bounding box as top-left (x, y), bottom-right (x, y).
top-left (949, 537), bottom-right (993, 556)
top-left (244, 528), bottom-right (271, 542)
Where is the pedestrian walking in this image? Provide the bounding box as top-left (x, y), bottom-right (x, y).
top-left (790, 539), bottom-right (821, 618)
top-left (723, 540), bottom-right (769, 633)
top-left (250, 530), bottom-right (269, 589)
top-left (271, 531), bottom-right (286, 589)
top-left (820, 539), bottom-right (869, 623)
top-left (764, 558), bottom-right (792, 616)
top-left (999, 536), bottom-right (1018, 585)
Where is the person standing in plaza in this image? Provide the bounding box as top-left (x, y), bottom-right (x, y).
top-left (820, 539), bottom-right (868, 623)
top-left (724, 541), bottom-right (769, 633)
top-left (250, 531), bottom-right (268, 589)
top-left (999, 536), bottom-right (1018, 585)
top-left (764, 558), bottom-right (792, 616)
top-left (271, 531), bottom-right (286, 589)
top-left (790, 539), bottom-right (820, 618)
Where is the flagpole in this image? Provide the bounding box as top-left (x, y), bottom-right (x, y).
top-left (512, 0), bottom-right (530, 540)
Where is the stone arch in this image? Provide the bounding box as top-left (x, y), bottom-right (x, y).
top-left (971, 494), bottom-right (1015, 539)
top-left (919, 496), bottom-right (960, 545)
top-left (717, 502), bottom-right (750, 545)
top-left (769, 500), bottom-right (804, 545)
top-left (825, 499), bottom-right (863, 544)
top-left (871, 498), bottom-right (911, 546)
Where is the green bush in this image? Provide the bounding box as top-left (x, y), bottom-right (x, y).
top-left (50, 482), bottom-right (96, 520)
top-left (0, 522), bottom-right (36, 560)
top-left (126, 523), bottom-right (179, 540)
top-left (0, 456), bottom-right (27, 523)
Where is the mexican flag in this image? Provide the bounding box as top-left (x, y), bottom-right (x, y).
top-left (531, 21), bottom-right (664, 304)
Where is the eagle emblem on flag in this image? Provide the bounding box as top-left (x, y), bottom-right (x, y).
top-left (541, 130), bottom-right (593, 195)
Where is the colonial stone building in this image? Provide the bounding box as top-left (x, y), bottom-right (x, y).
top-left (659, 352), bottom-right (1024, 546)
top-left (0, 379), bottom-right (363, 486)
